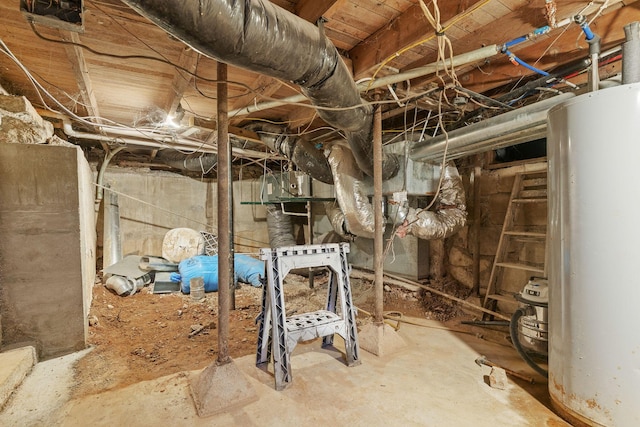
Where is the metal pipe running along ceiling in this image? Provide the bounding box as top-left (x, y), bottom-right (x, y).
top-left (120, 0), bottom-right (399, 180)
top-left (409, 92), bottom-right (576, 162)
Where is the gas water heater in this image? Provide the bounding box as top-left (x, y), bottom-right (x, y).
top-left (547, 83), bottom-right (640, 426)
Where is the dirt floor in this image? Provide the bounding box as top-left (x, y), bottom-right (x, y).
top-left (73, 271), bottom-right (482, 398)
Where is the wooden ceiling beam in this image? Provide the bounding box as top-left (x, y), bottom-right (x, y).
top-left (192, 117), bottom-right (264, 145)
top-left (61, 31), bottom-right (101, 123)
top-left (163, 46), bottom-right (199, 117)
top-left (349, 0), bottom-right (484, 79)
top-left (229, 74), bottom-right (283, 113)
top-left (295, 0), bottom-right (343, 24)
top-left (411, 1), bottom-right (638, 95)
top-left (61, 30), bottom-right (111, 151)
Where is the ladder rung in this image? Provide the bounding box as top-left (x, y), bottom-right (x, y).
top-left (522, 178), bottom-right (547, 187)
top-left (495, 262), bottom-right (545, 273)
top-left (503, 231), bottom-right (546, 238)
top-left (519, 189), bottom-right (547, 198)
top-left (486, 293), bottom-right (518, 304)
top-left (511, 198), bottom-right (547, 203)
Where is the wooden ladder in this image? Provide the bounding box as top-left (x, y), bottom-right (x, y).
top-left (483, 170), bottom-right (547, 316)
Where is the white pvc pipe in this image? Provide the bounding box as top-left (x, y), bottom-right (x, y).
top-left (61, 121), bottom-right (279, 160)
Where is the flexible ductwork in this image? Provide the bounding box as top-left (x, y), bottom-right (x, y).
top-left (327, 145), bottom-right (375, 239)
top-left (324, 201), bottom-right (350, 240)
top-left (265, 204), bottom-right (296, 248)
top-left (399, 162), bottom-right (467, 240)
top-left (155, 150), bottom-right (217, 173)
top-left (121, 0), bottom-right (399, 180)
top-left (249, 124), bottom-right (334, 184)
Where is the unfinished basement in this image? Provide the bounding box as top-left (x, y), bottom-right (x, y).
top-left (1, 0), bottom-right (639, 426)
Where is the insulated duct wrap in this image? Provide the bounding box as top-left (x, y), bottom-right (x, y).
top-left (156, 150), bottom-right (217, 172)
top-left (328, 145), bottom-right (376, 238)
top-left (402, 162), bottom-right (467, 240)
top-left (121, 0), bottom-right (399, 180)
top-left (265, 204), bottom-right (296, 248)
top-left (250, 124), bottom-right (333, 184)
top-left (324, 201), bottom-right (350, 239)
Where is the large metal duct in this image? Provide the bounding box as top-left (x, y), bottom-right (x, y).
top-left (265, 204), bottom-right (297, 248)
top-left (327, 144), bottom-right (375, 239)
top-left (410, 92), bottom-right (575, 162)
top-left (121, 0), bottom-right (399, 180)
top-left (397, 162), bottom-right (467, 240)
top-left (249, 123), bottom-right (334, 184)
top-left (155, 150), bottom-right (217, 173)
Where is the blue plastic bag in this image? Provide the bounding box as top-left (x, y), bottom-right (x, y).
top-left (171, 254), bottom-right (264, 293)
top-left (235, 254), bottom-right (265, 287)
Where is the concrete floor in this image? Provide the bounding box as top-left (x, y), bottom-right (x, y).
top-left (0, 319), bottom-right (569, 427)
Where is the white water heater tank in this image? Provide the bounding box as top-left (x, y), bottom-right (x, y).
top-left (547, 83), bottom-right (640, 426)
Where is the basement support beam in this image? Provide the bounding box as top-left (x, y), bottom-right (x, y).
top-left (373, 95), bottom-right (383, 325)
top-left (217, 61), bottom-right (232, 364)
top-left (61, 31), bottom-right (108, 151)
top-left (349, 0), bottom-right (484, 78)
top-left (295, 0), bottom-right (342, 23)
top-left (62, 31), bottom-right (101, 121)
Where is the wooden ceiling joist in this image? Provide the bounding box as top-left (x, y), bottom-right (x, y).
top-left (349, 0), bottom-right (485, 79)
top-left (61, 31), bottom-right (101, 123)
top-left (295, 0), bottom-right (344, 24)
top-left (408, 0), bottom-right (638, 95)
top-left (229, 74), bottom-right (283, 112)
top-left (163, 46), bottom-right (199, 117)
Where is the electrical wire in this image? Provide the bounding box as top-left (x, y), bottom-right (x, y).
top-left (25, 20), bottom-right (460, 119)
top-left (28, 22), bottom-right (256, 93)
top-left (368, 0), bottom-right (493, 87)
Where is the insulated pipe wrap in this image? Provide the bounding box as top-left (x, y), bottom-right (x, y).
top-left (623, 22), bottom-right (640, 84)
top-left (156, 150), bottom-right (217, 172)
top-left (122, 0), bottom-right (398, 179)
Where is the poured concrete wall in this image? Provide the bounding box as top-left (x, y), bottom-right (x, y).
top-left (100, 169), bottom-right (269, 262)
top-left (0, 144), bottom-right (95, 359)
